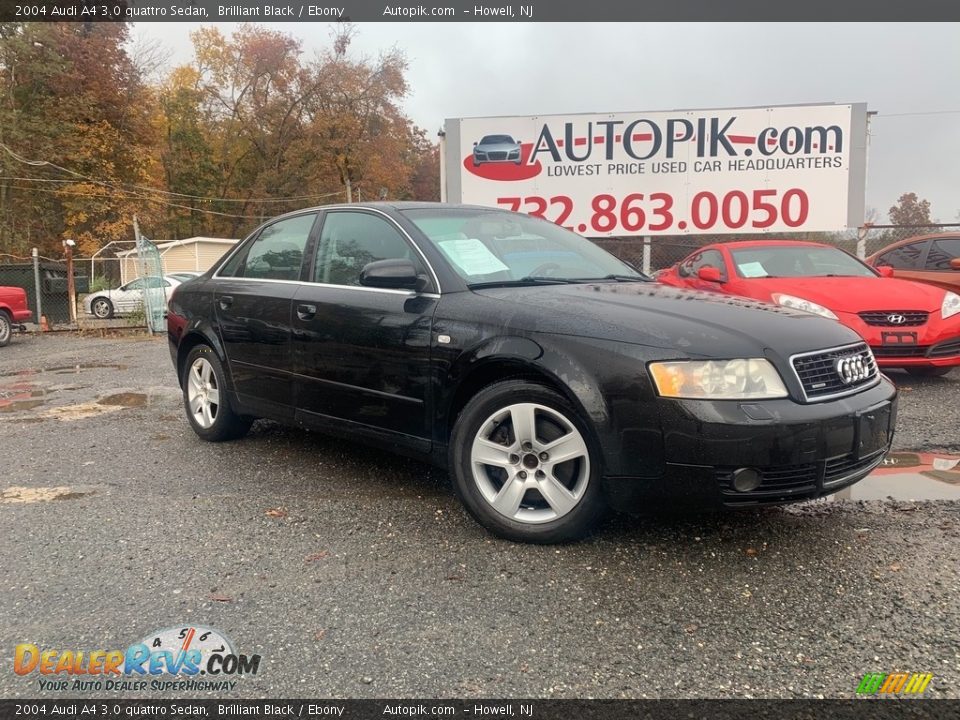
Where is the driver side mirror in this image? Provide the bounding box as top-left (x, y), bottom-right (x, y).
top-left (697, 266), bottom-right (724, 283)
top-left (950, 258), bottom-right (960, 271)
top-left (359, 259), bottom-right (419, 290)
top-left (877, 266), bottom-right (894, 278)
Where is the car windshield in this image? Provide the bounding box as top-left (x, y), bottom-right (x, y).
top-left (403, 208), bottom-right (646, 286)
top-left (729, 246), bottom-right (877, 279)
top-left (479, 135), bottom-right (515, 144)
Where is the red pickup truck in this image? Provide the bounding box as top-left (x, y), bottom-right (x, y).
top-left (0, 285), bottom-right (32, 347)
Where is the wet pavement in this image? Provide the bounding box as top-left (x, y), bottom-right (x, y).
top-left (0, 333), bottom-right (959, 699)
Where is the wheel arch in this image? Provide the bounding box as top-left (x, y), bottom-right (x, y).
top-left (176, 326), bottom-right (228, 388)
top-left (441, 337), bottom-right (612, 446)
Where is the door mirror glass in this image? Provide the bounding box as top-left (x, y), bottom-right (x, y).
top-left (359, 259), bottom-right (419, 289)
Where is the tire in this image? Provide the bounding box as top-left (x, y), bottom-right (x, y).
top-left (905, 366), bottom-right (953, 378)
top-left (0, 311), bottom-right (11, 347)
top-left (449, 380), bottom-right (607, 543)
top-left (91, 297), bottom-right (114, 319)
top-left (181, 344), bottom-right (252, 442)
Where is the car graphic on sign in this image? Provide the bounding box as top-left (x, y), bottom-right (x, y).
top-left (472, 135), bottom-right (522, 166)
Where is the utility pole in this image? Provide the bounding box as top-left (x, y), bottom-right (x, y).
top-left (31, 247), bottom-right (43, 330)
top-left (63, 238), bottom-right (76, 323)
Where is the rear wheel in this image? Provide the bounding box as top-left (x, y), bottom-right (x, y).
top-left (449, 380), bottom-right (607, 543)
top-left (181, 345), bottom-right (252, 442)
top-left (0, 311), bottom-right (11, 347)
top-left (905, 366), bottom-right (953, 378)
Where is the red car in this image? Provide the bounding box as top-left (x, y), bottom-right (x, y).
top-left (0, 285), bottom-right (32, 347)
top-left (657, 240), bottom-right (960, 377)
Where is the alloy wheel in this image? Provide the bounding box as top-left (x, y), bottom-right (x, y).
top-left (187, 357), bottom-right (220, 429)
top-left (470, 402), bottom-right (590, 524)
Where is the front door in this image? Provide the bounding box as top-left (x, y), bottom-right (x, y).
top-left (291, 209), bottom-right (438, 447)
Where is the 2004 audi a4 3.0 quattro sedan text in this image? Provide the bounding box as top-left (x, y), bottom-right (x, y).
top-left (166, 203), bottom-right (897, 543)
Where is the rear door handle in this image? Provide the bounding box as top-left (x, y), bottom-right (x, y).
top-left (218, 295), bottom-right (233, 310)
top-left (297, 303), bottom-right (317, 321)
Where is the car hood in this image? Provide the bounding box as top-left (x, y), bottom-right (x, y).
top-left (741, 276), bottom-right (948, 313)
top-left (472, 282), bottom-right (861, 359)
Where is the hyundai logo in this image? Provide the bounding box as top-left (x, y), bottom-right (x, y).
top-left (835, 355), bottom-right (870, 385)
top-left (887, 314), bottom-right (907, 325)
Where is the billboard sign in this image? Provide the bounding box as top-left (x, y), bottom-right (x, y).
top-left (443, 103), bottom-right (867, 236)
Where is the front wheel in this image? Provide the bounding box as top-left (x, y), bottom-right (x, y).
top-left (449, 380), bottom-right (607, 543)
top-left (181, 345), bottom-right (252, 442)
top-left (0, 311), bottom-right (11, 347)
top-left (905, 366), bottom-right (953, 378)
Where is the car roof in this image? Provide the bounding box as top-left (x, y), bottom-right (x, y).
top-left (866, 232), bottom-right (960, 257)
top-left (267, 201), bottom-right (511, 220)
top-left (702, 240), bottom-right (834, 251)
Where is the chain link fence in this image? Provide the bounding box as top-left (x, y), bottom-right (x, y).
top-left (594, 224), bottom-right (960, 275)
top-left (2, 223), bottom-right (957, 334)
top-left (0, 243), bottom-right (161, 332)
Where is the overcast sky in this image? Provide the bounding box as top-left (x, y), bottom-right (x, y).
top-left (140, 22), bottom-right (960, 224)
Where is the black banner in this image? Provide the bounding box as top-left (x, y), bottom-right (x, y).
top-left (3, 0), bottom-right (960, 22)
top-left (1, 700), bottom-right (959, 720)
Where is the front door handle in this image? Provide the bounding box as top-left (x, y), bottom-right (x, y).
top-left (218, 295), bottom-right (233, 310)
top-left (297, 303), bottom-right (317, 321)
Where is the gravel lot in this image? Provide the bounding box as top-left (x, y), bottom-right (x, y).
top-left (0, 333), bottom-right (958, 699)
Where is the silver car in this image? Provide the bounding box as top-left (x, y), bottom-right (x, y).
top-left (83, 275), bottom-right (183, 319)
top-left (472, 134), bottom-right (522, 166)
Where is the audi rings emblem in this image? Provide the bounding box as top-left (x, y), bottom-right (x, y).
top-left (886, 314), bottom-right (907, 325)
top-left (835, 355), bottom-right (869, 384)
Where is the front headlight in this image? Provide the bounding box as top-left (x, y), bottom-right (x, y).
top-left (771, 293), bottom-right (838, 320)
top-left (942, 291), bottom-right (960, 320)
top-left (649, 358), bottom-right (788, 400)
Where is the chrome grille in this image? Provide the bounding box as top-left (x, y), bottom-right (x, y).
top-left (859, 311), bottom-right (928, 327)
top-left (791, 342), bottom-right (879, 401)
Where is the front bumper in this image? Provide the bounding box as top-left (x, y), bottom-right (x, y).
top-left (604, 377), bottom-right (898, 509)
top-left (838, 311), bottom-right (960, 368)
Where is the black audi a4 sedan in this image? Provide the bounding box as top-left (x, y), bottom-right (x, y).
top-left (167, 202), bottom-right (897, 543)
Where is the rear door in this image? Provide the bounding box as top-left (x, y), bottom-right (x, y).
top-left (213, 211), bottom-right (319, 419)
top-left (291, 209), bottom-right (438, 447)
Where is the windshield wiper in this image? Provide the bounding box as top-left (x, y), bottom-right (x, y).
top-left (467, 276), bottom-right (576, 289)
top-left (570, 274), bottom-right (650, 283)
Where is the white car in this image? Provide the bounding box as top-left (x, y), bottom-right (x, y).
top-left (83, 275), bottom-right (183, 319)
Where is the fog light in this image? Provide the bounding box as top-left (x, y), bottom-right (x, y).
top-left (731, 468), bottom-right (762, 493)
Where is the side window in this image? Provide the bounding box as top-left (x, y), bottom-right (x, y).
top-left (925, 238), bottom-right (960, 271)
top-left (124, 279), bottom-right (144, 291)
top-left (678, 252), bottom-right (700, 278)
top-left (143, 277), bottom-right (165, 289)
top-left (314, 212), bottom-right (417, 286)
top-left (876, 240), bottom-right (927, 269)
top-left (225, 213), bottom-right (316, 280)
top-left (694, 250), bottom-right (727, 281)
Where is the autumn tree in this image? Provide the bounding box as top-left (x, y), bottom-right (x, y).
top-left (0, 22), bottom-right (158, 256)
top-left (889, 192), bottom-right (933, 226)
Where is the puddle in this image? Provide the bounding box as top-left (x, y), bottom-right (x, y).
top-left (98, 392), bottom-right (149, 408)
top-left (1, 485), bottom-right (97, 504)
top-left (835, 451), bottom-right (960, 501)
top-left (0, 363), bottom-right (127, 378)
top-left (0, 399), bottom-right (46, 413)
top-left (0, 382), bottom-right (49, 412)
